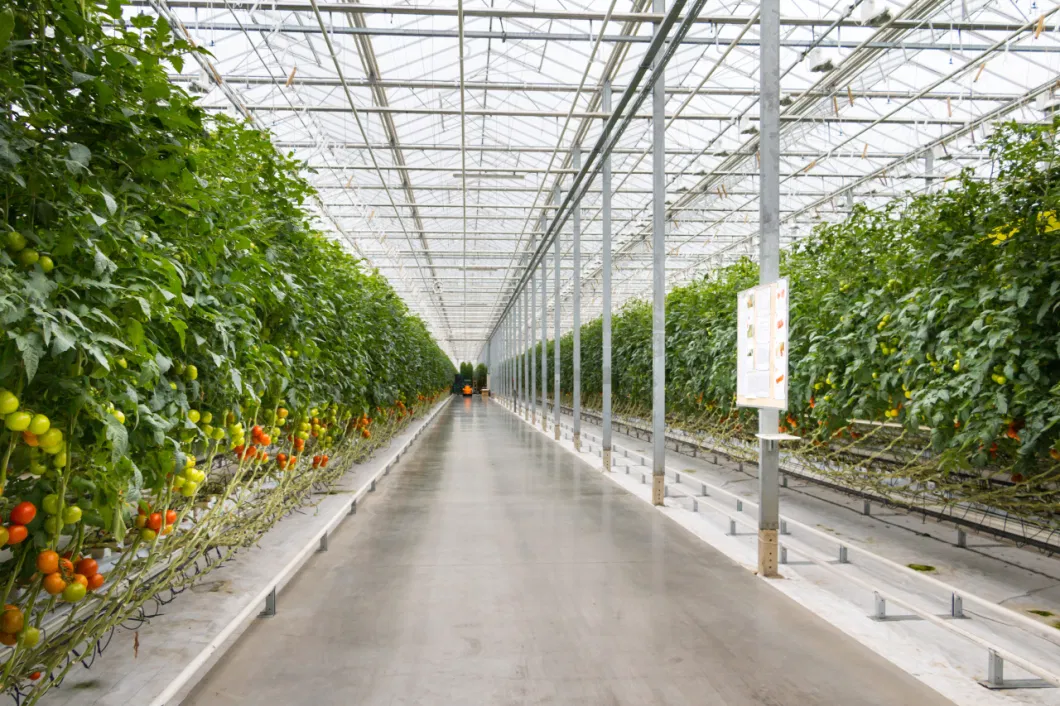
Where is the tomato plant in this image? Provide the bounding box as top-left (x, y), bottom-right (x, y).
top-left (0, 0), bottom-right (454, 694)
top-left (539, 120), bottom-right (1060, 522)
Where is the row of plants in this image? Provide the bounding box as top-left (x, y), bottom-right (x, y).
top-left (458, 362), bottom-right (489, 389)
top-left (510, 119), bottom-right (1060, 521)
top-left (0, 0), bottom-right (452, 697)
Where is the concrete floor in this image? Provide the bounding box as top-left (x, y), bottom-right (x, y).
top-left (185, 397), bottom-right (955, 706)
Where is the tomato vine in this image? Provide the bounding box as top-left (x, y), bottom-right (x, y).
top-left (534, 120), bottom-right (1060, 522)
top-left (0, 0), bottom-right (452, 694)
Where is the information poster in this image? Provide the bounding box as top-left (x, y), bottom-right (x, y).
top-left (736, 278), bottom-right (788, 410)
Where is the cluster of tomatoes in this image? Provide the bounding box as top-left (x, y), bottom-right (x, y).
top-left (0, 501), bottom-right (38, 547)
top-left (37, 551), bottom-right (104, 604)
top-left (0, 603), bottom-right (38, 648)
top-left (5, 231), bottom-right (54, 274)
top-left (133, 505), bottom-right (178, 541)
top-left (311, 454), bottom-right (330, 468)
top-left (0, 391), bottom-right (67, 472)
top-left (171, 453), bottom-right (206, 499)
top-left (351, 413), bottom-right (372, 440)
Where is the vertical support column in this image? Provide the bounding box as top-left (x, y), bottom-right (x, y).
top-left (521, 286), bottom-right (528, 418)
top-left (924, 149), bottom-right (935, 192)
top-left (541, 221), bottom-right (549, 431)
top-left (553, 217), bottom-right (561, 441)
top-left (572, 145), bottom-right (582, 451)
top-left (757, 0), bottom-right (781, 578)
top-left (601, 81), bottom-right (613, 472)
top-left (846, 189), bottom-right (854, 212)
top-left (650, 0), bottom-right (667, 506)
top-left (531, 238), bottom-right (538, 424)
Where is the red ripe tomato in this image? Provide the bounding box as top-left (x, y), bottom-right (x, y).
top-left (260, 434), bottom-right (271, 446)
top-left (276, 453), bottom-right (288, 465)
top-left (322, 455), bottom-right (329, 465)
top-left (10, 502), bottom-right (36, 526)
top-left (87, 573), bottom-right (105, 591)
top-left (75, 558), bottom-right (98, 578)
top-left (165, 509), bottom-right (177, 525)
top-left (146, 513), bottom-right (163, 532)
top-left (232, 444), bottom-right (245, 455)
top-left (6, 525), bottom-right (28, 545)
top-left (72, 573), bottom-right (89, 588)
top-left (58, 558), bottom-right (73, 576)
top-left (22, 431), bottom-right (38, 447)
top-left (251, 425), bottom-right (263, 439)
top-left (29, 671), bottom-right (41, 681)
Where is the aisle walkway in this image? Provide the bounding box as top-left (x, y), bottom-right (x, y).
top-left (186, 397), bottom-right (953, 706)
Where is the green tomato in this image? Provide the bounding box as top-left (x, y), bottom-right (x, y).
top-left (201, 411), bottom-right (213, 425)
top-left (62, 582), bottom-right (86, 603)
top-left (111, 409), bottom-right (125, 425)
top-left (181, 481), bottom-right (198, 497)
top-left (53, 451), bottom-right (67, 468)
top-left (62, 506), bottom-right (82, 524)
top-left (186, 365), bottom-right (198, 381)
top-left (29, 461), bottom-right (47, 476)
top-left (211, 427), bottom-right (225, 441)
top-left (188, 409), bottom-right (201, 424)
top-left (22, 626), bottom-right (40, 647)
top-left (5, 411), bottom-right (31, 431)
top-left (38, 427), bottom-right (63, 449)
top-left (18, 249), bottom-right (39, 267)
top-left (42, 494), bottom-right (60, 515)
top-left (5, 231), bottom-right (26, 252)
top-left (202, 424), bottom-right (213, 436)
top-left (116, 356), bottom-right (127, 369)
top-left (44, 516), bottom-right (62, 535)
top-left (172, 475), bottom-right (185, 488)
top-left (28, 414), bottom-right (50, 436)
top-left (169, 382), bottom-right (177, 390)
top-left (0, 390), bottom-right (18, 415)
top-left (141, 528), bottom-right (158, 541)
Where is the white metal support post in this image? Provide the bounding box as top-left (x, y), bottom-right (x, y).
top-left (541, 223), bottom-right (549, 432)
top-left (757, 0), bottom-right (782, 578)
top-left (925, 150), bottom-right (935, 191)
top-left (651, 0), bottom-right (667, 506)
top-left (572, 145), bottom-right (582, 451)
top-left (602, 80), bottom-right (613, 472)
top-left (521, 286), bottom-right (528, 418)
top-left (531, 237), bottom-right (537, 424)
top-left (553, 213), bottom-right (561, 440)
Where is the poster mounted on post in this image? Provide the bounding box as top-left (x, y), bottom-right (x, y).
top-left (736, 278), bottom-right (789, 410)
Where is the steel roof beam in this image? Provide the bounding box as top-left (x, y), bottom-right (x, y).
top-left (145, 2), bottom-right (1047, 33)
top-left (171, 75), bottom-right (1023, 102)
top-left (202, 104), bottom-right (995, 126)
top-left (167, 21), bottom-right (1060, 53)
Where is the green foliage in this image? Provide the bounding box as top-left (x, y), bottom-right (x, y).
top-left (459, 361), bottom-right (474, 381)
top-left (473, 362), bottom-right (488, 388)
top-left (0, 0), bottom-right (452, 689)
top-left (534, 121), bottom-right (1060, 476)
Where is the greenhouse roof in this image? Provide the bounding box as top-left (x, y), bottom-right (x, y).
top-left (142, 0), bottom-right (1060, 361)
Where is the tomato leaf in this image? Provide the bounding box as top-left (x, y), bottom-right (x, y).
top-left (14, 332), bottom-right (43, 381)
top-left (103, 413), bottom-right (128, 462)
